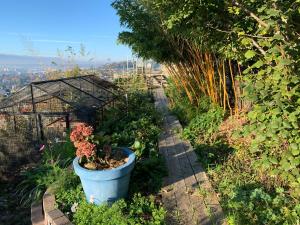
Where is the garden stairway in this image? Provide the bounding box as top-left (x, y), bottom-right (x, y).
top-left (154, 88), bottom-right (226, 225)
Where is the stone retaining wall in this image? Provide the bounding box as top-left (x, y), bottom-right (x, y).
top-left (31, 189), bottom-right (73, 225)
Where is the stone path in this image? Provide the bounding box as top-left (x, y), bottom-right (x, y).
top-left (154, 88), bottom-right (226, 225)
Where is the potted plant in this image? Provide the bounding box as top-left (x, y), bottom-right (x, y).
top-left (71, 123), bottom-right (136, 205)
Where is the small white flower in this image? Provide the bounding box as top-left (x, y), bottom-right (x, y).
top-left (89, 195), bottom-right (94, 204)
top-left (71, 202), bottom-right (78, 213)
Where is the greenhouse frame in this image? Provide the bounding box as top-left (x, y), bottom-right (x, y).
top-left (0, 75), bottom-right (123, 141)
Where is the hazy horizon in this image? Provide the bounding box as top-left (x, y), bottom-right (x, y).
top-left (0, 1), bottom-right (132, 62)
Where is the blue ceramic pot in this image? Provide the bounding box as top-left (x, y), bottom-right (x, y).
top-left (73, 148), bottom-right (135, 205)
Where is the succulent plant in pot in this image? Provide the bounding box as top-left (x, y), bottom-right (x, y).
top-left (70, 123), bottom-right (136, 205)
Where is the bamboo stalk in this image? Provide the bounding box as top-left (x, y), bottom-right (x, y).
top-left (229, 60), bottom-right (239, 114)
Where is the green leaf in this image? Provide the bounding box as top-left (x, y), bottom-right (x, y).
top-left (245, 50), bottom-right (256, 59)
top-left (269, 157), bottom-right (278, 164)
top-left (273, 34), bottom-right (284, 40)
top-left (280, 58), bottom-right (292, 66)
top-left (290, 143), bottom-right (299, 156)
top-left (248, 111), bottom-right (257, 119)
top-left (241, 37), bottom-right (251, 45)
top-left (133, 140), bottom-right (141, 149)
top-left (252, 60), bottom-right (264, 68)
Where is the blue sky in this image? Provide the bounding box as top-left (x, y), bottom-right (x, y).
top-left (0, 0), bottom-right (132, 62)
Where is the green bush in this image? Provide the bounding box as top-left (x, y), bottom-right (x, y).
top-left (111, 116), bottom-right (160, 158)
top-left (41, 138), bottom-right (75, 166)
top-left (42, 134), bottom-right (76, 162)
top-left (166, 83), bottom-right (300, 224)
top-left (73, 200), bottom-right (130, 225)
top-left (225, 187), bottom-right (300, 225)
top-left (16, 140), bottom-right (75, 206)
top-left (16, 158), bottom-right (70, 206)
top-left (73, 194), bottom-right (166, 225)
top-left (165, 79), bottom-right (198, 125)
top-left (195, 141), bottom-right (234, 169)
top-left (213, 160), bottom-right (300, 225)
top-left (101, 91), bottom-right (161, 158)
top-left (183, 106), bottom-right (224, 144)
top-left (128, 194), bottom-right (166, 225)
top-left (54, 171), bottom-right (83, 216)
top-left (129, 156), bottom-right (167, 195)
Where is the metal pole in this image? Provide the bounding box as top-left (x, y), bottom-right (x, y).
top-left (136, 59), bottom-right (138, 75)
top-left (11, 106), bottom-right (17, 132)
top-left (65, 114), bottom-right (70, 131)
top-left (126, 56), bottom-right (129, 75)
top-left (125, 93), bottom-right (128, 115)
top-left (101, 108), bottom-right (104, 124)
top-left (38, 114), bottom-right (44, 140)
top-left (30, 84), bottom-right (39, 140)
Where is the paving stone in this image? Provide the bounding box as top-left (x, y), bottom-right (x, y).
top-left (31, 201), bottom-right (44, 225)
top-left (154, 88), bottom-right (226, 225)
top-left (47, 209), bottom-right (64, 220)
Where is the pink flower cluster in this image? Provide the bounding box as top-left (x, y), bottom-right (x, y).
top-left (70, 123), bottom-right (94, 142)
top-left (70, 123), bottom-right (96, 159)
top-left (76, 140), bottom-right (96, 158)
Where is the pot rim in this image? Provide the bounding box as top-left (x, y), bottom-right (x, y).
top-left (73, 147), bottom-right (136, 174)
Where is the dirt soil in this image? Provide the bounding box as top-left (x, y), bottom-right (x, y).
top-left (82, 148), bottom-right (129, 170)
top-left (0, 165), bottom-right (34, 225)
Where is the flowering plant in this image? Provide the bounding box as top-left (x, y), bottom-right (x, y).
top-left (70, 123), bottom-right (96, 159)
top-left (70, 123), bottom-right (125, 170)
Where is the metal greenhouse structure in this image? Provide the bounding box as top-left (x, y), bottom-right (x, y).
top-left (0, 75), bottom-right (123, 141)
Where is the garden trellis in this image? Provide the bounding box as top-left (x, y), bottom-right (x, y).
top-left (0, 75), bottom-right (123, 141)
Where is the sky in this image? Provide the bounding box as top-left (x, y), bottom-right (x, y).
top-left (0, 0), bottom-right (132, 62)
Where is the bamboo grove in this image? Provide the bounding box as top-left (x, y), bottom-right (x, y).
top-left (112, 0), bottom-right (249, 115)
top-left (113, 0), bottom-right (300, 201)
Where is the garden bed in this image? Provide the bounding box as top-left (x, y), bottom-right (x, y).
top-left (26, 88), bottom-right (167, 225)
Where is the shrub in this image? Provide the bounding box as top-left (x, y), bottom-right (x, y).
top-left (195, 141), bottom-right (234, 169)
top-left (73, 194), bottom-right (166, 225)
top-left (41, 136), bottom-right (75, 164)
top-left (16, 158), bottom-right (69, 206)
top-left (101, 91), bottom-right (161, 158)
top-left (128, 193), bottom-right (166, 225)
top-left (129, 156), bottom-right (167, 195)
top-left (16, 140), bottom-right (75, 206)
top-left (217, 172), bottom-right (300, 225)
top-left (73, 200), bottom-right (129, 225)
top-left (56, 184), bottom-right (83, 213)
top-left (183, 106), bottom-right (224, 144)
